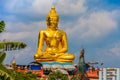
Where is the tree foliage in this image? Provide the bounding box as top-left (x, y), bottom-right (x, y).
top-left (14, 71), bottom-right (40, 80)
top-left (0, 70), bottom-right (14, 80)
top-left (47, 70), bottom-right (69, 80)
top-left (0, 52), bottom-right (14, 80)
top-left (0, 53), bottom-right (39, 80)
top-left (0, 42), bottom-right (26, 51)
top-left (0, 20), bottom-right (5, 33)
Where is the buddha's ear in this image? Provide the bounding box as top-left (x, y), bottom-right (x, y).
top-left (46, 17), bottom-right (50, 26)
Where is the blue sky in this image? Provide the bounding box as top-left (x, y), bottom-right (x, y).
top-left (0, 0), bottom-right (120, 67)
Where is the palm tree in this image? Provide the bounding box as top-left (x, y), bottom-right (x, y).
top-left (0, 42), bottom-right (26, 51)
top-left (0, 20), bottom-right (26, 80)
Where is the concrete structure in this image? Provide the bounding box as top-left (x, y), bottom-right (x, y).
top-left (99, 68), bottom-right (120, 80)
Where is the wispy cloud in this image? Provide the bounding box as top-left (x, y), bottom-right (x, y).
top-left (3, 0), bottom-right (53, 17)
top-left (109, 42), bottom-right (120, 56)
top-left (56, 0), bottom-right (87, 14)
top-left (0, 20), bottom-right (46, 41)
top-left (96, 41), bottom-right (120, 67)
top-left (3, 0), bottom-right (86, 16)
top-left (4, 47), bottom-right (35, 64)
top-left (0, 32), bottom-right (31, 41)
top-left (66, 10), bottom-right (117, 41)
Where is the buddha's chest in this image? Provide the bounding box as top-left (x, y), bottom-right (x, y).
top-left (44, 31), bottom-right (62, 40)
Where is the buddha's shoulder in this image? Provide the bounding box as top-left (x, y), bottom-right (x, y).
top-left (39, 29), bottom-right (66, 34)
top-left (39, 29), bottom-right (47, 33)
top-left (57, 29), bottom-right (66, 34)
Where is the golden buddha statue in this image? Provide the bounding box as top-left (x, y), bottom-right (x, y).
top-left (34, 6), bottom-right (75, 63)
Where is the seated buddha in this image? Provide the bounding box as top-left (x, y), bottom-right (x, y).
top-left (34, 6), bottom-right (75, 63)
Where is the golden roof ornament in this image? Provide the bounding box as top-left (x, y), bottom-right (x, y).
top-left (11, 60), bottom-right (16, 65)
top-left (10, 57), bottom-right (16, 69)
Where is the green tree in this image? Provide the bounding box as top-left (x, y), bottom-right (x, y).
top-left (0, 20), bottom-right (5, 33)
top-left (0, 42), bottom-right (26, 51)
top-left (0, 52), bottom-right (14, 80)
top-left (14, 71), bottom-right (40, 80)
top-left (47, 70), bottom-right (69, 80)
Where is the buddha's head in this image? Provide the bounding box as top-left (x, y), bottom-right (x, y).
top-left (46, 6), bottom-right (59, 29)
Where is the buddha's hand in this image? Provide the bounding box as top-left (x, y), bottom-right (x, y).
top-left (48, 52), bottom-right (55, 55)
top-left (34, 52), bottom-right (42, 59)
top-left (54, 53), bottom-right (64, 57)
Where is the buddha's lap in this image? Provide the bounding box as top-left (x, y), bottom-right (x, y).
top-left (35, 52), bottom-right (74, 59)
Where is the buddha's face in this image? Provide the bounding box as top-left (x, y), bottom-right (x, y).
top-left (48, 17), bottom-right (59, 29)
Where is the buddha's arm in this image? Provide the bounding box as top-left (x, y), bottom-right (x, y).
top-left (58, 32), bottom-right (68, 53)
top-left (37, 31), bottom-right (44, 53)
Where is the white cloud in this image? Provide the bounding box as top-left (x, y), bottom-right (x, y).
top-left (111, 10), bottom-right (120, 20)
top-left (4, 47), bottom-right (35, 64)
top-left (56, 0), bottom-right (87, 14)
top-left (6, 20), bottom-right (46, 32)
top-left (0, 20), bottom-right (46, 41)
top-left (0, 32), bottom-right (31, 41)
top-left (14, 47), bottom-right (33, 59)
top-left (29, 0), bottom-right (53, 15)
top-left (4, 0), bottom-right (52, 14)
top-left (109, 42), bottom-right (120, 56)
top-left (66, 10), bottom-right (117, 40)
top-left (80, 11), bottom-right (117, 39)
top-left (94, 41), bottom-right (120, 67)
top-left (4, 0), bottom-right (86, 15)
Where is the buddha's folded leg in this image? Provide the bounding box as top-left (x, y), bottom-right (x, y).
top-left (55, 53), bottom-right (75, 63)
top-left (57, 53), bottom-right (75, 59)
top-left (56, 59), bottom-right (74, 63)
top-left (34, 53), bottom-right (56, 62)
top-left (35, 58), bottom-right (54, 62)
